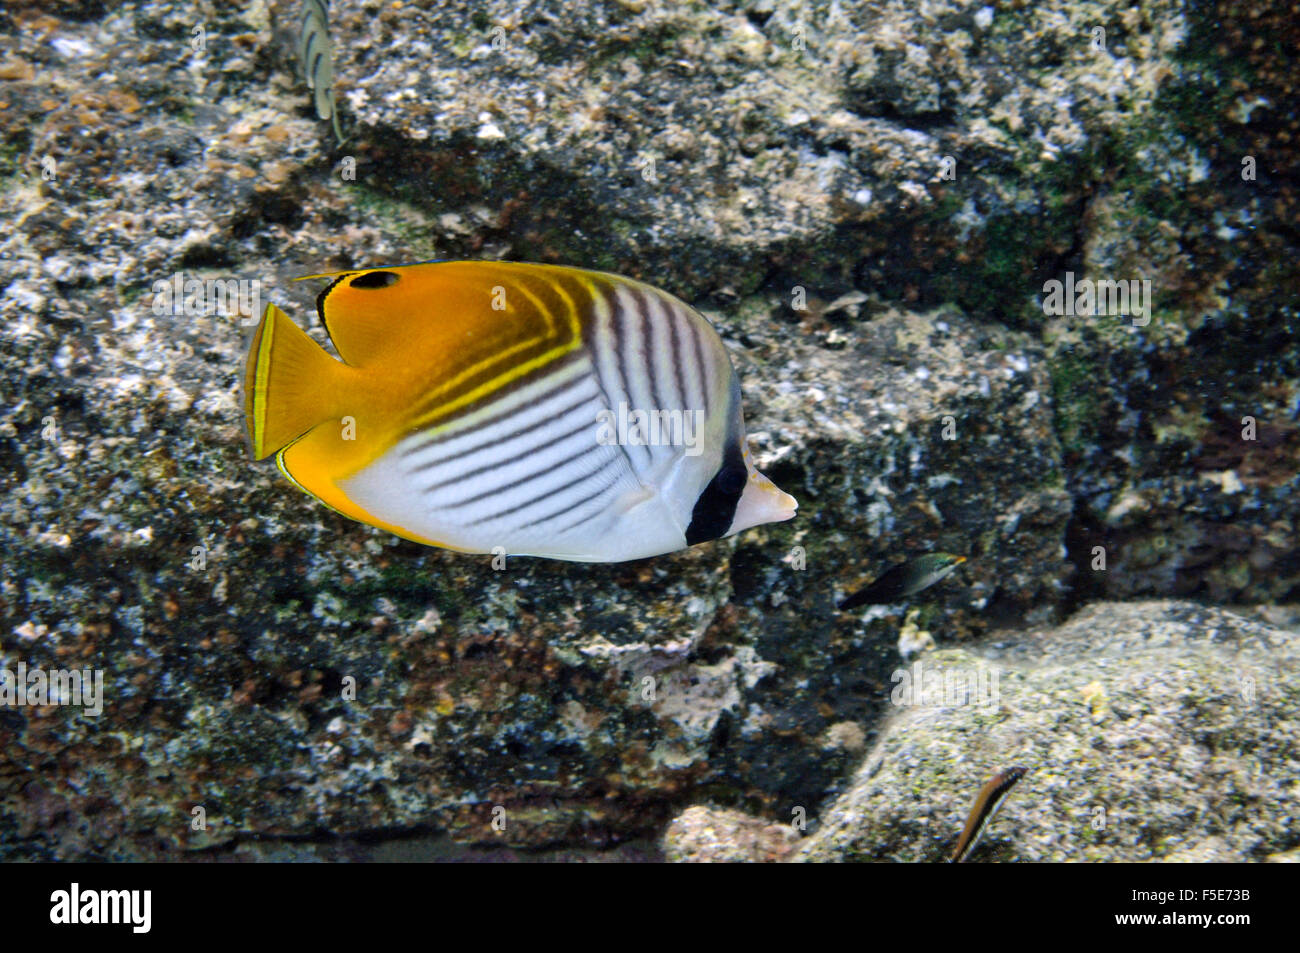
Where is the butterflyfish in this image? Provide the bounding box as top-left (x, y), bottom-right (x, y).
top-left (838, 553), bottom-right (966, 609)
top-left (297, 0), bottom-right (344, 145)
top-left (949, 765), bottom-right (1029, 863)
top-left (243, 261), bottom-right (798, 562)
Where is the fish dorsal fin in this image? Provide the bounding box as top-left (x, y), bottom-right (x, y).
top-left (300, 266), bottom-right (434, 366)
top-left (301, 260), bottom-right (585, 368)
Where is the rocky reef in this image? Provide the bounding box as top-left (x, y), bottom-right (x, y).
top-left (0, 0), bottom-right (1295, 860)
top-left (796, 601), bottom-right (1300, 863)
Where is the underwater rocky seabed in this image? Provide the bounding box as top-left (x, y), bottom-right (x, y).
top-left (0, 0), bottom-right (1296, 861)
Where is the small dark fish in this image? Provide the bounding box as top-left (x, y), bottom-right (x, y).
top-left (837, 553), bottom-right (966, 609)
top-left (949, 765), bottom-right (1028, 863)
top-left (298, 0), bottom-right (344, 145)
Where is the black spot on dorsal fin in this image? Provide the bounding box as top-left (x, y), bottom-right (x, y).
top-left (350, 271), bottom-right (399, 289)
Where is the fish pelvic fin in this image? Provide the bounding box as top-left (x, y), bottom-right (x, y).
top-left (243, 303), bottom-right (351, 461)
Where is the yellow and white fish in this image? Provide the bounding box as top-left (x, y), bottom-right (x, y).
top-left (243, 261), bottom-right (797, 562)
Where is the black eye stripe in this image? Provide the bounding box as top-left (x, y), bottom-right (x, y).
top-left (685, 445), bottom-right (747, 546)
top-left (350, 271), bottom-right (399, 289)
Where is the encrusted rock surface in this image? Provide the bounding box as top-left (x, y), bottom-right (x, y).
top-left (661, 804), bottom-right (797, 862)
top-left (796, 601), bottom-right (1300, 863)
top-left (0, 0), bottom-right (1295, 859)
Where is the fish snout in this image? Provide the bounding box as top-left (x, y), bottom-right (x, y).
top-left (729, 468), bottom-right (797, 534)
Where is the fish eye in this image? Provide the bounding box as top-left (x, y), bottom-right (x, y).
top-left (350, 271), bottom-right (399, 289)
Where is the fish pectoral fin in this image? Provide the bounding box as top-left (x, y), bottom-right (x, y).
top-left (614, 484), bottom-right (658, 512)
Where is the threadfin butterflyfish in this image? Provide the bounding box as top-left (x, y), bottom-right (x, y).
top-left (242, 261), bottom-right (797, 562)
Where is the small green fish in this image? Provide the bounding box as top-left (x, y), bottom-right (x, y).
top-left (949, 765), bottom-right (1029, 863)
top-left (837, 553), bottom-right (966, 609)
top-left (297, 0), bottom-right (344, 145)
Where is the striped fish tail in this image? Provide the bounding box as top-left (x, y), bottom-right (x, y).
top-left (243, 303), bottom-right (350, 461)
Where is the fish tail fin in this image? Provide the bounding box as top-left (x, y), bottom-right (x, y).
top-left (243, 303), bottom-right (349, 460)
